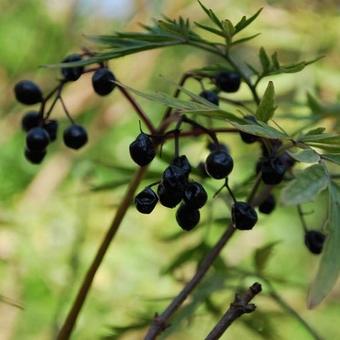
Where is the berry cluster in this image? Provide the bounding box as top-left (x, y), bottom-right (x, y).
top-left (14, 52), bottom-right (116, 164)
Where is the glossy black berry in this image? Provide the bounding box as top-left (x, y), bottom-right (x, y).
top-left (63, 124), bottom-right (88, 150)
top-left (157, 182), bottom-right (182, 208)
top-left (205, 149), bottom-right (234, 179)
top-left (207, 142), bottom-right (229, 154)
top-left (200, 90), bottom-right (219, 106)
top-left (172, 155), bottom-right (191, 177)
top-left (92, 68), bottom-right (116, 96)
top-left (183, 182), bottom-right (208, 209)
top-left (240, 116), bottom-right (259, 144)
top-left (260, 157), bottom-right (287, 185)
top-left (215, 71), bottom-right (241, 93)
top-left (26, 127), bottom-right (50, 151)
top-left (305, 230), bottom-right (326, 255)
top-left (259, 194), bottom-right (276, 214)
top-left (134, 187), bottom-right (158, 214)
top-left (176, 203), bottom-right (200, 231)
top-left (22, 111), bottom-right (41, 132)
top-left (61, 54), bottom-right (84, 81)
top-left (232, 202), bottom-right (258, 230)
top-left (14, 80), bottom-right (43, 105)
top-left (162, 164), bottom-right (188, 192)
top-left (129, 133), bottom-right (155, 166)
top-left (24, 148), bottom-right (47, 164)
top-left (43, 120), bottom-right (58, 142)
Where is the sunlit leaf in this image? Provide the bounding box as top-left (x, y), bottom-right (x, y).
top-left (256, 81), bottom-right (276, 122)
top-left (281, 164), bottom-right (329, 205)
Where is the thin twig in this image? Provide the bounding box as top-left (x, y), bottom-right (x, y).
top-left (205, 282), bottom-right (262, 340)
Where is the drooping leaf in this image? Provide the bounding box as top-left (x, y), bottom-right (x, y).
top-left (256, 81), bottom-right (276, 122)
top-left (254, 241), bottom-right (280, 275)
top-left (287, 149), bottom-right (320, 164)
top-left (308, 182), bottom-right (340, 308)
top-left (281, 164), bottom-right (329, 205)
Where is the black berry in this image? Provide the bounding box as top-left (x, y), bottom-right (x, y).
top-left (305, 230), bottom-right (326, 255)
top-left (200, 90), bottom-right (219, 106)
top-left (92, 68), bottom-right (116, 96)
top-left (129, 132), bottom-right (155, 167)
top-left (183, 182), bottom-right (208, 209)
top-left (162, 164), bottom-right (188, 192)
top-left (26, 127), bottom-right (50, 151)
top-left (205, 149), bottom-right (234, 179)
top-left (176, 203), bottom-right (200, 231)
top-left (61, 54), bottom-right (84, 81)
top-left (171, 155), bottom-right (191, 177)
top-left (215, 71), bottom-right (241, 93)
top-left (14, 80), bottom-right (43, 105)
top-left (22, 111), bottom-right (41, 132)
top-left (157, 182), bottom-right (182, 208)
top-left (63, 124), bottom-right (88, 150)
top-left (258, 194), bottom-right (276, 214)
top-left (260, 156), bottom-right (287, 185)
top-left (207, 142), bottom-right (229, 154)
top-left (24, 148), bottom-right (47, 164)
top-left (232, 202), bottom-right (258, 230)
top-left (43, 120), bottom-right (58, 142)
top-left (134, 187), bottom-right (158, 214)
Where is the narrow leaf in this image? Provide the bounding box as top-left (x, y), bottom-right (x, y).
top-left (254, 241), bottom-right (280, 275)
top-left (287, 149), bottom-right (320, 164)
top-left (307, 92), bottom-right (322, 114)
top-left (322, 154), bottom-right (340, 166)
top-left (256, 81), bottom-right (276, 122)
top-left (230, 121), bottom-right (287, 139)
top-left (308, 182), bottom-right (340, 308)
top-left (281, 164), bottom-right (329, 205)
top-left (234, 8), bottom-right (263, 34)
top-left (259, 47), bottom-right (270, 72)
top-left (232, 33), bottom-right (261, 45)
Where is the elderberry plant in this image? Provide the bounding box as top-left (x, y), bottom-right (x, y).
top-left (13, 2), bottom-right (340, 339)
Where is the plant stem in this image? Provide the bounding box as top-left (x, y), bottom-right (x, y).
top-left (205, 282), bottom-right (262, 340)
top-left (56, 166), bottom-right (147, 340)
top-left (118, 85), bottom-right (157, 135)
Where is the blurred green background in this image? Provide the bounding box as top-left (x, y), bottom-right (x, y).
top-left (0, 0), bottom-right (339, 339)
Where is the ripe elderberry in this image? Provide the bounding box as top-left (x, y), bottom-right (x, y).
top-left (183, 181), bottom-right (208, 209)
top-left (162, 164), bottom-right (188, 192)
top-left (61, 54), bottom-right (84, 81)
top-left (63, 124), bottom-right (88, 150)
top-left (92, 68), bottom-right (116, 96)
top-left (24, 148), bottom-right (47, 164)
top-left (134, 187), bottom-right (158, 214)
top-left (199, 90), bottom-right (219, 106)
top-left (157, 182), bottom-right (182, 208)
top-left (14, 80), bottom-right (43, 105)
top-left (176, 203), bottom-right (200, 231)
top-left (205, 148), bottom-right (234, 179)
top-left (129, 132), bottom-right (156, 167)
top-left (305, 230), bottom-right (326, 255)
top-left (172, 155), bottom-right (191, 177)
top-left (260, 156), bottom-right (287, 185)
top-left (215, 71), bottom-right (241, 93)
top-left (258, 194), bottom-right (276, 214)
top-left (26, 127), bottom-right (50, 151)
top-left (240, 116), bottom-right (259, 144)
top-left (22, 111), bottom-right (41, 132)
top-left (232, 202), bottom-right (258, 230)
top-left (43, 120), bottom-right (58, 142)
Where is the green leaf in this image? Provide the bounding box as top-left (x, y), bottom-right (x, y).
top-left (322, 154), bottom-right (340, 166)
top-left (230, 120), bottom-right (288, 139)
top-left (197, 1), bottom-right (222, 29)
top-left (221, 19), bottom-right (235, 43)
top-left (231, 33), bottom-right (261, 45)
top-left (259, 47), bottom-right (270, 72)
top-left (234, 8), bottom-right (263, 34)
top-left (304, 127), bottom-right (326, 136)
top-left (194, 22), bottom-right (224, 37)
top-left (256, 81), bottom-right (276, 122)
top-left (280, 164), bottom-right (329, 205)
top-left (307, 92), bottom-right (322, 114)
top-left (271, 52), bottom-right (280, 69)
top-left (308, 182), bottom-right (340, 308)
top-left (254, 241), bottom-right (280, 275)
top-left (287, 149), bottom-right (320, 163)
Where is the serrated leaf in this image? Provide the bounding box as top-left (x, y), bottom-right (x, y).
top-left (234, 8), bottom-right (263, 34)
top-left (256, 81), bottom-right (276, 122)
top-left (308, 182), bottom-right (340, 308)
top-left (322, 154), bottom-right (340, 166)
top-left (287, 149), bottom-right (320, 163)
top-left (281, 164), bottom-right (329, 205)
top-left (254, 242), bottom-right (280, 275)
top-left (259, 47), bottom-right (270, 72)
